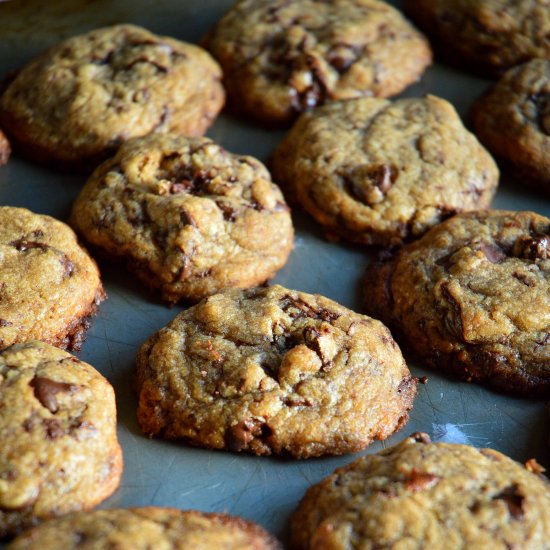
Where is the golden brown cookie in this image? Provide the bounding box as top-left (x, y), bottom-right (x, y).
top-left (136, 285), bottom-right (415, 458)
top-left (272, 95), bottom-right (498, 246)
top-left (0, 341), bottom-right (122, 539)
top-left (6, 508), bottom-right (281, 549)
top-left (406, 0), bottom-right (550, 76)
top-left (364, 210), bottom-right (550, 396)
top-left (206, 0), bottom-right (432, 125)
top-left (0, 128), bottom-right (10, 166)
top-left (0, 207), bottom-right (104, 351)
top-left (472, 59), bottom-right (550, 193)
top-left (291, 432), bottom-right (550, 550)
top-left (70, 134), bottom-right (294, 304)
top-left (0, 24), bottom-right (224, 169)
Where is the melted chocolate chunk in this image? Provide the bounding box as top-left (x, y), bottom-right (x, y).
top-left (43, 418), bottom-right (65, 439)
top-left (225, 418), bottom-right (264, 452)
top-left (479, 242), bottom-right (506, 264)
top-left (404, 469), bottom-right (441, 492)
top-left (9, 240), bottom-right (49, 252)
top-left (513, 234), bottom-right (549, 260)
top-left (494, 484), bottom-right (525, 520)
top-left (280, 295), bottom-right (340, 322)
top-left (30, 376), bottom-right (77, 413)
top-left (411, 432), bottom-right (432, 444)
top-left (343, 164), bottom-right (398, 205)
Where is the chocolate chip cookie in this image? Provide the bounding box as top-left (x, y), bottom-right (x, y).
top-left (0, 341), bottom-right (122, 538)
top-left (0, 129), bottom-right (10, 166)
top-left (136, 285), bottom-right (415, 458)
top-left (406, 0), bottom-right (550, 75)
top-left (0, 24), bottom-right (224, 169)
top-left (0, 207), bottom-right (104, 351)
top-left (70, 134), bottom-right (294, 304)
top-left (272, 95), bottom-right (498, 246)
top-left (472, 59), bottom-right (550, 193)
top-left (206, 0), bottom-right (432, 125)
top-left (291, 432), bottom-right (550, 550)
top-left (7, 508), bottom-right (281, 549)
top-left (364, 210), bottom-right (550, 396)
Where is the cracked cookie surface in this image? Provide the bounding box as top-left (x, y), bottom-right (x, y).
top-left (272, 95), bottom-right (498, 246)
top-left (7, 508), bottom-right (281, 549)
top-left (406, 0), bottom-right (550, 75)
top-left (291, 432), bottom-right (550, 550)
top-left (364, 210), bottom-right (550, 396)
top-left (206, 0), bottom-right (431, 125)
top-left (136, 285), bottom-right (415, 458)
top-left (0, 24), bottom-right (224, 168)
top-left (70, 134), bottom-right (294, 304)
top-left (0, 341), bottom-right (122, 539)
top-left (0, 207), bottom-right (104, 351)
top-left (472, 59), bottom-right (550, 193)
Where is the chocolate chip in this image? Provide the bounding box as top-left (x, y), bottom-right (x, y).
top-left (30, 376), bottom-right (77, 413)
top-left (9, 240), bottom-right (49, 252)
top-left (225, 419), bottom-right (262, 452)
top-left (411, 432), bottom-right (432, 444)
top-left (343, 164), bottom-right (398, 206)
top-left (479, 242), bottom-right (506, 264)
top-left (404, 470), bottom-right (441, 492)
top-left (0, 319), bottom-right (12, 327)
top-left (326, 43), bottom-right (359, 73)
top-left (512, 235), bottom-right (549, 260)
top-left (280, 295), bottom-right (340, 322)
top-left (59, 254), bottom-right (74, 278)
top-left (42, 418), bottom-right (65, 439)
top-left (303, 325), bottom-right (332, 370)
top-left (216, 201), bottom-right (237, 222)
top-left (494, 484), bottom-right (525, 520)
top-left (180, 210), bottom-right (197, 227)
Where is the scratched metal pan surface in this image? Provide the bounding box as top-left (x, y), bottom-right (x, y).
top-left (0, 0), bottom-right (549, 545)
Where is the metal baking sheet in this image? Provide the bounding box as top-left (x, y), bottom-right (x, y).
top-left (0, 0), bottom-right (549, 545)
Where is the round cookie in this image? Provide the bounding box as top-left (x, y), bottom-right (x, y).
top-left (0, 129), bottom-right (10, 166)
top-left (364, 210), bottom-right (550, 396)
top-left (70, 134), bottom-right (294, 304)
top-left (472, 59), bottom-right (550, 193)
top-left (291, 432), bottom-right (550, 550)
top-left (0, 24), bottom-right (224, 169)
top-left (0, 207), bottom-right (104, 351)
top-left (7, 508), bottom-right (281, 549)
top-left (206, 0), bottom-right (432, 125)
top-left (406, 0), bottom-right (550, 76)
top-left (272, 95), bottom-right (498, 246)
top-left (0, 341), bottom-right (122, 538)
top-left (136, 285), bottom-right (416, 458)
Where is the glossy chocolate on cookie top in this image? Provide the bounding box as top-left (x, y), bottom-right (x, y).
top-left (0, 24), bottom-right (224, 169)
top-left (0, 341), bottom-right (122, 538)
top-left (364, 210), bottom-right (550, 397)
top-left (273, 95), bottom-right (498, 246)
top-left (207, 0), bottom-right (432, 124)
top-left (136, 285), bottom-right (415, 458)
top-left (70, 134), bottom-right (293, 304)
